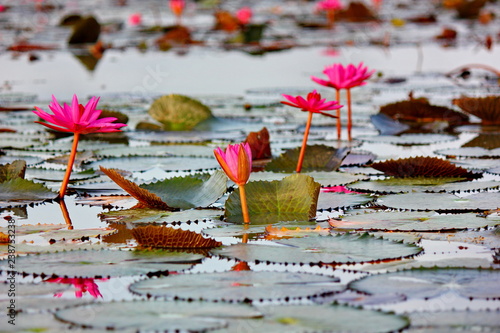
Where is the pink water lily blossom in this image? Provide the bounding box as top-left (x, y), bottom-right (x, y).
top-left (316, 0), bottom-right (343, 11)
top-left (236, 7), bottom-right (253, 25)
top-left (281, 90), bottom-right (342, 114)
top-left (311, 62), bottom-right (375, 90)
top-left (46, 277), bottom-right (108, 298)
top-left (33, 95), bottom-right (127, 134)
top-left (169, 0), bottom-right (185, 18)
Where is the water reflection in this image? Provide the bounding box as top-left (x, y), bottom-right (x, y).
top-left (58, 199), bottom-right (73, 230)
top-left (45, 277), bottom-right (108, 298)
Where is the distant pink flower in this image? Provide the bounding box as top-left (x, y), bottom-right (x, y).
top-left (311, 62), bottom-right (375, 90)
top-left (321, 185), bottom-right (359, 193)
top-left (322, 47), bottom-right (340, 57)
top-left (169, 0), bottom-right (185, 17)
top-left (316, 0), bottom-right (343, 11)
top-left (0, 5), bottom-right (6, 12)
top-left (236, 7), bottom-right (253, 25)
top-left (214, 143), bottom-right (252, 186)
top-left (128, 13), bottom-right (142, 26)
top-left (281, 90), bottom-right (342, 114)
top-left (46, 277), bottom-right (108, 298)
top-left (33, 95), bottom-right (127, 134)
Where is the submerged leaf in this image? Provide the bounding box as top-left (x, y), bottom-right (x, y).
top-left (225, 174), bottom-right (320, 223)
top-left (265, 145), bottom-right (350, 172)
top-left (131, 225), bottom-right (222, 249)
top-left (0, 159), bottom-right (26, 182)
top-left (148, 94), bottom-right (213, 131)
top-left (370, 156), bottom-right (481, 179)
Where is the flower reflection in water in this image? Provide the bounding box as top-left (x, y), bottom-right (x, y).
top-left (45, 277), bottom-right (108, 298)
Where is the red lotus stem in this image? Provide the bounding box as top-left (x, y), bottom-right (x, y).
top-left (239, 184), bottom-right (250, 224)
top-left (346, 88), bottom-right (352, 141)
top-left (335, 88), bottom-right (341, 140)
top-left (296, 111), bottom-right (313, 173)
top-left (59, 132), bottom-right (80, 199)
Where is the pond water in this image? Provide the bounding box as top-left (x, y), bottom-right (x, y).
top-left (1, 0), bottom-right (500, 332)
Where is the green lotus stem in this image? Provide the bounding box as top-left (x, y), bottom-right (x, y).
top-left (59, 133), bottom-right (80, 199)
top-left (297, 111), bottom-right (313, 173)
top-left (239, 184), bottom-right (250, 224)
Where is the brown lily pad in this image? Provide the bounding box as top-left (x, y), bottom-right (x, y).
top-left (244, 127), bottom-right (272, 161)
top-left (131, 225), bottom-right (222, 249)
top-left (453, 96), bottom-right (500, 125)
top-left (370, 156), bottom-right (481, 179)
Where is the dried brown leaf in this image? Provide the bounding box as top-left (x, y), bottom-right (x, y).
top-left (244, 127), bottom-right (272, 160)
top-left (0, 160), bottom-right (26, 182)
top-left (370, 156), bottom-right (481, 179)
top-left (99, 166), bottom-right (174, 210)
top-left (452, 96), bottom-right (500, 125)
top-left (131, 225), bottom-right (222, 249)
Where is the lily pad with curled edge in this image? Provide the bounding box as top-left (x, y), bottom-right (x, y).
top-left (462, 133), bottom-right (500, 149)
top-left (99, 207), bottom-right (222, 225)
top-left (317, 192), bottom-right (373, 211)
top-left (0, 178), bottom-right (56, 207)
top-left (87, 156), bottom-right (220, 172)
top-left (0, 159), bottom-right (26, 181)
top-left (347, 178), bottom-right (499, 194)
top-left (249, 171), bottom-right (368, 187)
top-left (408, 310), bottom-right (500, 331)
top-left (55, 300), bottom-right (262, 331)
top-left (331, 211), bottom-right (500, 232)
top-left (148, 94), bottom-right (213, 131)
top-left (213, 233), bottom-right (423, 265)
top-left (265, 145), bottom-right (350, 172)
top-left (348, 268), bottom-right (500, 300)
top-left (250, 304), bottom-right (409, 333)
top-left (95, 144), bottom-right (215, 158)
top-left (141, 170), bottom-right (227, 209)
top-left (435, 147), bottom-right (500, 159)
top-left (225, 174), bottom-right (320, 223)
top-left (0, 249), bottom-right (204, 278)
top-left (131, 225), bottom-right (222, 249)
top-left (129, 271), bottom-right (343, 302)
top-left (357, 134), bottom-right (458, 146)
top-left (453, 95), bottom-right (500, 125)
top-left (377, 192), bottom-right (500, 212)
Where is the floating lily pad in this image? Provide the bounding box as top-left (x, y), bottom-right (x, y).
top-left (332, 211), bottom-right (500, 231)
top-left (253, 304), bottom-right (409, 333)
top-left (130, 271), bottom-right (342, 302)
top-left (341, 150), bottom-right (377, 166)
top-left (408, 310), bottom-right (500, 331)
top-left (131, 225), bottom-right (222, 249)
top-left (450, 158), bottom-right (500, 171)
top-left (317, 192), bottom-right (373, 210)
top-left (249, 171), bottom-right (368, 187)
top-left (0, 178), bottom-right (56, 207)
top-left (487, 166), bottom-right (500, 175)
top-left (37, 228), bottom-right (116, 242)
top-left (357, 134), bottom-right (457, 145)
top-left (419, 228), bottom-right (500, 250)
top-left (28, 139), bottom-right (125, 153)
top-left (55, 301), bottom-right (262, 331)
top-left (265, 145), bottom-right (350, 172)
top-left (99, 207), bottom-right (222, 225)
top-left (347, 178), bottom-right (499, 194)
top-left (453, 95), bottom-right (500, 125)
top-left (141, 171), bottom-right (227, 209)
top-left (214, 233), bottom-right (422, 265)
top-left (225, 174), bottom-right (320, 223)
top-left (0, 249), bottom-right (204, 278)
top-left (435, 147), bottom-right (500, 159)
top-left (0, 159), bottom-right (26, 181)
top-left (148, 94), bottom-right (213, 131)
top-left (0, 281), bottom-right (70, 297)
top-left (349, 268), bottom-right (500, 300)
top-left (0, 312), bottom-right (78, 332)
top-left (96, 144), bottom-right (216, 158)
top-left (462, 133), bottom-right (500, 149)
top-left (126, 130), bottom-right (244, 143)
top-left (378, 192), bottom-right (500, 212)
top-left (87, 156), bottom-right (219, 172)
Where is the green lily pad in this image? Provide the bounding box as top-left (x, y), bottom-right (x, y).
top-left (435, 147), bottom-right (500, 158)
top-left (86, 156), bottom-right (220, 172)
top-left (148, 94), bottom-right (213, 131)
top-left (265, 145), bottom-right (350, 172)
top-left (213, 233), bottom-right (423, 265)
top-left (55, 301), bottom-right (262, 331)
top-left (225, 174), bottom-right (320, 223)
top-left (141, 171), bottom-right (227, 209)
top-left (99, 208), bottom-right (223, 225)
top-left (0, 159), bottom-right (26, 181)
top-left (129, 271), bottom-right (343, 302)
top-left (249, 171), bottom-right (368, 187)
top-left (0, 249), bottom-right (204, 278)
top-left (0, 178), bottom-right (56, 207)
top-left (332, 211), bottom-right (500, 231)
top-left (378, 192), bottom-right (500, 212)
top-left (349, 268), bottom-right (500, 300)
top-left (317, 192), bottom-right (373, 210)
top-left (348, 178), bottom-right (499, 194)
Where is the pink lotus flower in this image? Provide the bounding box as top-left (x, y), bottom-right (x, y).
top-left (281, 90), bottom-right (341, 172)
top-left (169, 0), bottom-right (185, 18)
top-left (311, 62), bottom-right (375, 90)
top-left (33, 95), bottom-right (127, 134)
top-left (46, 277), bottom-right (108, 298)
top-left (128, 13), bottom-right (142, 26)
top-left (214, 143), bottom-right (252, 186)
top-left (33, 95), bottom-right (126, 198)
top-left (316, 0), bottom-right (343, 11)
top-left (236, 7), bottom-right (253, 25)
top-left (282, 90), bottom-right (342, 114)
top-left (214, 143), bottom-right (252, 223)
